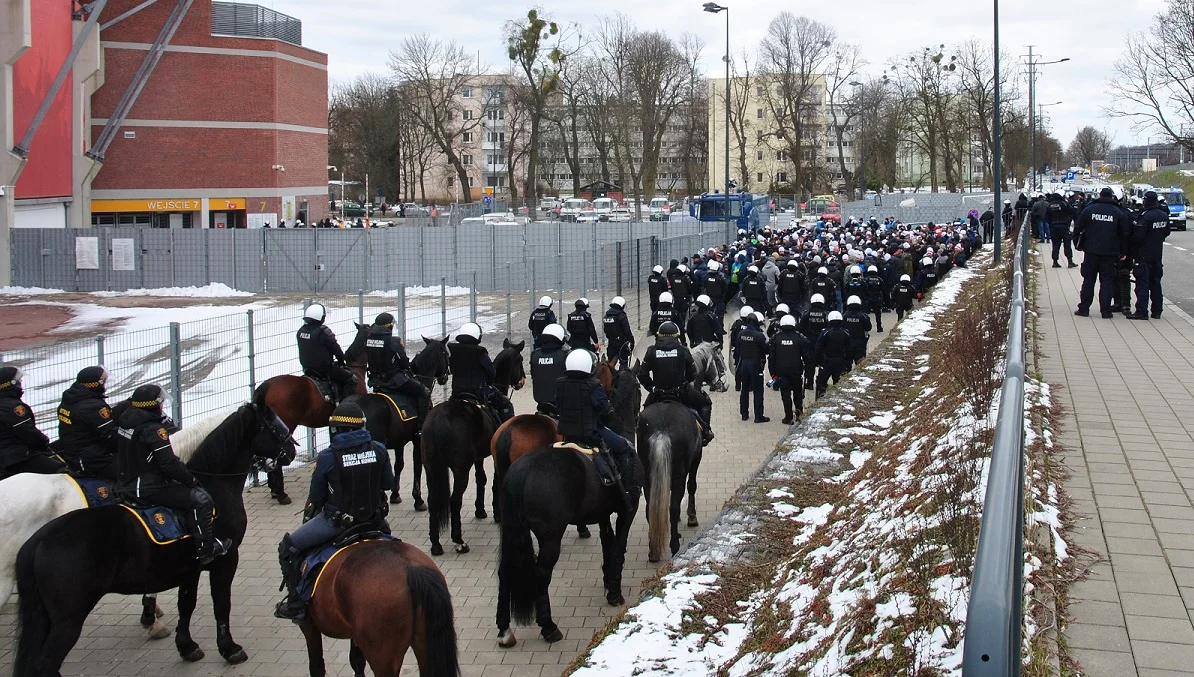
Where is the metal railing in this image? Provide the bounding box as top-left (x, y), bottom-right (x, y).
top-left (962, 214), bottom-right (1031, 675)
top-left (211, 2), bottom-right (302, 46)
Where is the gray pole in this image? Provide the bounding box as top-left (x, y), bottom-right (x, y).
top-left (994, 1), bottom-right (1004, 262)
top-left (440, 276), bottom-right (447, 338)
top-left (358, 289), bottom-right (364, 326)
top-left (397, 284), bottom-right (407, 341)
top-left (1028, 46), bottom-right (1036, 193)
top-left (96, 336), bottom-right (105, 367)
top-left (169, 322), bottom-right (183, 426)
top-left (724, 8), bottom-right (732, 243)
top-left (246, 310), bottom-right (257, 399)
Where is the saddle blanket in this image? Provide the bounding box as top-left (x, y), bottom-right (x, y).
top-left (68, 476), bottom-right (120, 508)
top-left (298, 535), bottom-right (400, 602)
top-left (553, 441), bottom-right (601, 455)
top-left (375, 392), bottom-right (417, 422)
top-left (120, 504), bottom-right (190, 545)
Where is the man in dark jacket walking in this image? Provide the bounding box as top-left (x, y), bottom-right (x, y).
top-left (1073, 187), bottom-right (1131, 319)
top-left (1046, 193), bottom-right (1077, 268)
top-left (1127, 191), bottom-right (1171, 320)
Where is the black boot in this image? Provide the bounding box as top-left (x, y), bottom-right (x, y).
top-left (698, 406), bottom-right (715, 446)
top-left (192, 507), bottom-right (231, 566)
top-left (594, 449), bottom-right (618, 487)
top-left (274, 538), bottom-right (308, 621)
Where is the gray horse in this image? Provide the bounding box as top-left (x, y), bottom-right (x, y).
top-left (690, 341), bottom-right (728, 393)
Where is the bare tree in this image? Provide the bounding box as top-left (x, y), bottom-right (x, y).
top-left (723, 53), bottom-right (755, 191)
top-left (824, 43), bottom-right (865, 194)
top-left (854, 74), bottom-right (901, 190)
top-left (389, 34), bottom-right (484, 202)
top-left (1106, 0), bottom-right (1194, 155)
top-left (595, 15), bottom-right (637, 203)
top-left (1067, 126), bottom-right (1114, 168)
top-left (624, 29), bottom-right (696, 204)
top-left (955, 40), bottom-right (1018, 189)
top-left (758, 13), bottom-right (836, 198)
top-left (328, 74), bottom-right (407, 205)
top-left (890, 46), bottom-right (960, 192)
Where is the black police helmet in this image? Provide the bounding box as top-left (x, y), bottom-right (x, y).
top-left (658, 321), bottom-right (680, 337)
top-left (1099, 187), bottom-right (1116, 199)
top-left (130, 384), bottom-right (167, 410)
top-left (0, 366), bottom-right (23, 393)
top-left (329, 402), bottom-right (367, 433)
top-left (1144, 191), bottom-right (1159, 207)
top-left (76, 365), bottom-right (108, 390)
top-left (374, 312), bottom-right (395, 327)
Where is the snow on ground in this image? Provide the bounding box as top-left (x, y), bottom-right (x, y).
top-left (0, 286), bottom-right (68, 295)
top-left (90, 283), bottom-right (254, 298)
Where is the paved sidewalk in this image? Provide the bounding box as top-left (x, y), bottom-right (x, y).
top-left (1038, 243), bottom-right (1194, 676)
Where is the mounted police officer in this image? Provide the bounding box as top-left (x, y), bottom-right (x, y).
top-left (814, 311), bottom-right (853, 399)
top-left (649, 291), bottom-right (685, 345)
top-left (602, 297), bottom-right (634, 368)
top-left (648, 265), bottom-right (668, 313)
top-left (703, 260), bottom-right (729, 320)
top-left (57, 366), bottom-right (119, 479)
top-left (799, 295), bottom-right (829, 391)
top-left (0, 366), bottom-right (64, 480)
top-left (555, 350), bottom-right (640, 503)
top-left (449, 322), bottom-right (514, 423)
top-left (638, 322), bottom-right (715, 446)
top-left (297, 304), bottom-right (355, 404)
top-left (530, 324), bottom-right (570, 416)
top-left (566, 299), bottom-right (600, 352)
top-left (116, 384), bottom-right (230, 565)
top-left (528, 297), bottom-right (557, 350)
top-left (365, 312), bottom-right (430, 421)
top-left (768, 314), bottom-right (809, 424)
top-left (274, 401), bottom-right (393, 621)
top-left (736, 312), bottom-right (769, 423)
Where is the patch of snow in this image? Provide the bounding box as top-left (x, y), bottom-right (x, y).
top-left (767, 488), bottom-right (794, 499)
top-left (90, 283), bottom-right (253, 298)
top-left (0, 285), bottom-right (67, 295)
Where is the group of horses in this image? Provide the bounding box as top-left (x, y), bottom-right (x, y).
top-left (0, 321), bottom-right (728, 677)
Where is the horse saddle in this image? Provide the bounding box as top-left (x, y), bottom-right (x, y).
top-left (67, 475), bottom-right (120, 508)
top-left (305, 373), bottom-right (338, 403)
top-left (298, 527), bottom-right (399, 602)
top-left (119, 503), bottom-right (190, 545)
top-left (451, 393), bottom-right (502, 430)
top-left (553, 440), bottom-right (603, 455)
top-left (373, 391), bottom-right (418, 422)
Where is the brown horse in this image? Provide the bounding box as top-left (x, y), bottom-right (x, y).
top-left (298, 540), bottom-right (459, 677)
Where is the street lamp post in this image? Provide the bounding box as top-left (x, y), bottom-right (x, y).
top-left (1025, 47), bottom-right (1069, 191)
top-left (704, 2), bottom-right (731, 242)
top-left (1038, 101), bottom-right (1062, 179)
top-left (848, 81), bottom-right (864, 200)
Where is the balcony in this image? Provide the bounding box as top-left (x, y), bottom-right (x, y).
top-left (211, 2), bottom-right (302, 46)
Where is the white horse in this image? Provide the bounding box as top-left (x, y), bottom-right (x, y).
top-left (0, 407), bottom-right (237, 639)
top-left (690, 341), bottom-right (728, 393)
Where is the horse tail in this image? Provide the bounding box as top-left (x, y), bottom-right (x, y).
top-left (647, 431), bottom-right (672, 560)
top-left (14, 537), bottom-right (48, 677)
top-left (425, 420), bottom-right (451, 533)
top-left (499, 465), bottom-right (539, 625)
top-left (406, 565), bottom-right (460, 677)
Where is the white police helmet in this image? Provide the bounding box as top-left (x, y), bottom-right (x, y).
top-left (708, 260), bottom-right (721, 272)
top-left (740, 305), bottom-right (754, 319)
top-left (753, 312), bottom-right (765, 324)
top-left (653, 265), bottom-right (664, 274)
top-left (810, 293), bottom-right (825, 305)
top-left (922, 257), bottom-right (933, 266)
top-left (818, 266), bottom-right (829, 275)
top-left (828, 310), bottom-right (844, 322)
top-left (867, 265), bottom-right (879, 273)
top-left (678, 264), bottom-right (688, 273)
top-left (775, 303), bottom-right (790, 314)
top-left (659, 291), bottom-right (674, 304)
top-left (539, 296), bottom-right (553, 308)
top-left (696, 294), bottom-right (712, 307)
top-left (747, 265), bottom-right (759, 274)
top-left (900, 274), bottom-right (911, 282)
top-left (847, 295), bottom-right (862, 307)
top-left (610, 296), bottom-right (626, 308)
top-left (458, 322), bottom-right (482, 340)
top-left (542, 323), bottom-right (565, 341)
top-left (304, 304), bottom-right (326, 322)
top-left (565, 349), bottom-right (596, 374)
top-left (780, 314), bottom-right (797, 327)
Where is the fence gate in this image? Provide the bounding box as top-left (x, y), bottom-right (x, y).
top-left (263, 229), bottom-right (316, 292)
top-left (314, 229), bottom-right (368, 292)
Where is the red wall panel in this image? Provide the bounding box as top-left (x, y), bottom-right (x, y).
top-left (13, 0), bottom-right (74, 199)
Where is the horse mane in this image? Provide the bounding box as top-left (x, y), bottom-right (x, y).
top-left (171, 405), bottom-right (244, 463)
top-left (493, 345), bottom-right (523, 382)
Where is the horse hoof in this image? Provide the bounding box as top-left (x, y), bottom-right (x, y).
top-left (181, 647), bottom-right (205, 663)
top-left (497, 630), bottom-right (518, 648)
top-left (493, 515), bottom-right (502, 524)
top-left (430, 543), bottom-right (444, 556)
top-left (223, 649), bottom-right (249, 665)
top-left (475, 509), bottom-right (488, 520)
top-left (414, 500), bottom-right (428, 512)
top-left (541, 628), bottom-right (564, 643)
top-left (390, 493), bottom-right (402, 505)
top-left (455, 543), bottom-right (471, 554)
top-left (648, 553), bottom-right (661, 563)
top-left (273, 493), bottom-right (292, 506)
top-left (577, 526), bottom-right (592, 539)
top-left (607, 593), bottom-right (625, 606)
top-left (155, 603), bottom-right (165, 618)
top-left (687, 516), bottom-right (699, 527)
top-left (147, 621), bottom-right (172, 640)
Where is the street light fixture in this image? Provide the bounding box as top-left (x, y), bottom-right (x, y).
top-left (1025, 48), bottom-right (1070, 191)
top-left (703, 1), bottom-right (731, 242)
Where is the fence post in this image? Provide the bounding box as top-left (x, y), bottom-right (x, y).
top-left (397, 284), bottom-right (406, 341)
top-left (440, 276), bottom-right (447, 338)
top-left (615, 241), bottom-right (623, 296)
top-left (505, 262), bottom-right (512, 338)
top-left (96, 336), bottom-right (105, 366)
top-left (168, 322), bottom-right (183, 426)
top-left (582, 250), bottom-right (588, 302)
top-left (530, 259), bottom-right (536, 313)
top-left (246, 309), bottom-right (257, 397)
top-left (358, 289), bottom-right (365, 326)
top-left (470, 271), bottom-right (477, 323)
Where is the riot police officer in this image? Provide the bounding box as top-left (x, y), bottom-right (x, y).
top-left (686, 295), bottom-right (723, 347)
top-left (864, 265), bottom-right (887, 332)
top-left (0, 366), bottom-right (64, 479)
top-left (814, 311), bottom-right (853, 398)
top-left (566, 298), bottom-right (600, 352)
top-left (893, 274), bottom-right (916, 321)
top-left (703, 260), bottom-right (729, 320)
top-left (555, 350), bottom-right (640, 501)
top-left (778, 260), bottom-right (806, 312)
top-left (365, 312), bottom-right (430, 420)
top-left (649, 291), bottom-right (685, 344)
top-left (736, 313), bottom-right (768, 423)
top-left (116, 384), bottom-right (229, 565)
top-left (799, 295), bottom-right (829, 391)
top-left (648, 265), bottom-right (668, 312)
top-left (274, 401), bottom-right (393, 620)
top-left (528, 296), bottom-right (557, 349)
top-left (602, 297), bottom-right (634, 367)
top-left (639, 322), bottom-right (715, 445)
top-left (56, 365), bottom-right (119, 478)
top-left (808, 266), bottom-right (837, 310)
top-left (449, 322), bottom-right (514, 422)
top-left (768, 315), bottom-right (809, 424)
top-left (668, 263), bottom-right (694, 322)
top-left (843, 296), bottom-right (872, 367)
top-left (1074, 186), bottom-right (1131, 318)
top-left (297, 304), bottom-right (355, 403)
top-left (530, 324), bottom-right (570, 415)
top-left (740, 265), bottom-right (768, 315)
top-left (1046, 192), bottom-right (1077, 269)
top-left (1127, 190), bottom-right (1170, 320)
top-left (729, 305), bottom-right (754, 392)
top-left (767, 303), bottom-right (791, 339)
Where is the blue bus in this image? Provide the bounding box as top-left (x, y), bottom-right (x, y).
top-left (692, 192), bottom-right (770, 232)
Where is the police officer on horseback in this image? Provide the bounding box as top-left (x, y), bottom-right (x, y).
top-left (555, 350), bottom-right (640, 503)
top-left (297, 304), bottom-right (356, 404)
top-left (57, 366), bottom-right (119, 479)
top-left (116, 384), bottom-right (230, 566)
top-left (566, 299), bottom-right (600, 352)
top-left (530, 324), bottom-right (570, 417)
top-left (0, 366), bottom-right (65, 480)
top-left (275, 401), bottom-right (394, 621)
top-left (602, 297), bottom-right (634, 368)
top-left (365, 313), bottom-right (430, 421)
top-left (528, 297), bottom-right (557, 350)
top-left (449, 322), bottom-right (515, 423)
top-left (638, 322), bottom-right (715, 446)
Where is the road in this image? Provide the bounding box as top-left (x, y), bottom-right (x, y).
top-left (1161, 226), bottom-right (1194, 317)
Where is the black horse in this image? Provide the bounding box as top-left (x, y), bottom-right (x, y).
top-left (348, 335), bottom-right (451, 511)
top-left (13, 391), bottom-right (296, 677)
top-left (637, 400), bottom-right (703, 562)
top-left (605, 353), bottom-right (642, 442)
top-left (422, 338), bottom-right (525, 556)
top-left (496, 445), bottom-right (641, 648)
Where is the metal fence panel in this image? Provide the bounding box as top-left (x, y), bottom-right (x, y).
top-left (234, 229), bottom-right (265, 293)
top-left (11, 229), bottom-right (45, 289)
top-left (315, 228), bottom-right (367, 292)
top-left (142, 229), bottom-right (174, 289)
top-left (264, 229), bottom-right (314, 292)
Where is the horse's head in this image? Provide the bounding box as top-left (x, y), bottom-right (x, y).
top-left (496, 338), bottom-right (526, 390)
top-left (595, 358), bottom-right (615, 395)
top-left (344, 322), bottom-right (372, 368)
top-left (251, 403), bottom-right (298, 473)
top-left (413, 335), bottom-right (451, 386)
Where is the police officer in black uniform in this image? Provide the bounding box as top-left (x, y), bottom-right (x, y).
top-left (0, 366), bottom-right (64, 480)
top-left (365, 312), bottom-right (430, 420)
top-left (555, 350), bottom-right (640, 501)
top-left (740, 265), bottom-right (768, 315)
top-left (808, 266), bottom-right (836, 309)
top-left (116, 384), bottom-right (230, 565)
top-left (843, 295), bottom-right (872, 367)
top-left (566, 298), bottom-right (600, 352)
top-left (799, 294), bottom-right (829, 391)
top-left (736, 312), bottom-right (769, 423)
top-left (814, 311), bottom-right (853, 398)
top-left (1046, 192), bottom-right (1078, 269)
top-left (528, 296), bottom-right (557, 350)
top-left (768, 315), bottom-right (809, 425)
top-left (893, 274), bottom-right (916, 321)
top-left (729, 305), bottom-right (754, 392)
top-left (449, 322), bottom-right (514, 422)
top-left (778, 260), bottom-right (806, 313)
top-left (1128, 190), bottom-right (1170, 320)
top-left (530, 324), bottom-right (570, 416)
top-left (638, 322), bottom-right (715, 445)
top-left (274, 401), bottom-right (393, 620)
top-left (649, 291), bottom-right (685, 344)
top-left (703, 260), bottom-right (729, 320)
top-left (686, 294), bottom-right (723, 347)
top-left (668, 264), bottom-right (694, 323)
top-left (297, 304), bottom-right (355, 403)
top-left (648, 265), bottom-right (668, 313)
top-left (864, 265), bottom-right (887, 333)
top-left (602, 297), bottom-right (634, 368)
top-left (57, 365), bottom-right (119, 479)
top-left (1073, 186), bottom-right (1131, 318)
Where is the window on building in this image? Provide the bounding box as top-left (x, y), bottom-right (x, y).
top-left (447, 175), bottom-right (455, 187)
top-left (487, 153), bottom-right (502, 165)
top-left (463, 110), bottom-right (474, 121)
top-left (486, 108), bottom-right (504, 121)
top-left (756, 86), bottom-right (764, 97)
top-left (485, 88), bottom-right (504, 103)
top-left (756, 130), bottom-right (763, 139)
top-left (777, 150), bottom-right (787, 161)
top-left (488, 131), bottom-right (505, 144)
top-left (757, 172), bottom-right (764, 182)
top-left (462, 86), bottom-right (473, 98)
top-left (468, 176), bottom-right (474, 187)
top-left (463, 154), bottom-right (473, 165)
top-left (462, 132), bottom-right (473, 143)
top-left (756, 108), bottom-right (764, 119)
top-left (777, 171), bottom-right (788, 182)
top-left (757, 150), bottom-right (763, 160)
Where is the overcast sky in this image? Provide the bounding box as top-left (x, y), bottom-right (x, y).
top-left (266, 0), bottom-right (1169, 149)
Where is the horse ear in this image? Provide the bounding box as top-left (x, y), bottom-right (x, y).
top-left (503, 337), bottom-right (511, 349)
top-left (422, 335), bottom-right (433, 346)
top-left (354, 321), bottom-right (361, 329)
top-left (515, 340), bottom-right (525, 352)
top-left (439, 336), bottom-right (450, 345)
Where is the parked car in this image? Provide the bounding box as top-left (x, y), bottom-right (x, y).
top-left (648, 196), bottom-right (670, 221)
top-left (592, 197), bottom-right (617, 220)
top-left (608, 208), bottom-right (632, 222)
top-left (539, 198), bottom-right (560, 213)
top-left (559, 198), bottom-right (591, 222)
top-left (821, 205), bottom-right (842, 224)
top-left (335, 200), bottom-right (366, 217)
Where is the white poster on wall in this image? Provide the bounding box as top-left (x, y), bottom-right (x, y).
top-left (111, 238), bottom-right (135, 271)
top-left (282, 196), bottom-right (296, 226)
top-left (247, 213), bottom-right (279, 229)
top-left (75, 237), bottom-right (99, 269)
top-left (213, 213), bottom-right (228, 229)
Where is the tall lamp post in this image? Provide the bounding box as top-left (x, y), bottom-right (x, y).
top-left (703, 2), bottom-right (731, 242)
top-left (848, 81), bottom-right (864, 201)
top-left (1038, 101), bottom-right (1062, 179)
top-left (1025, 47), bottom-right (1069, 191)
